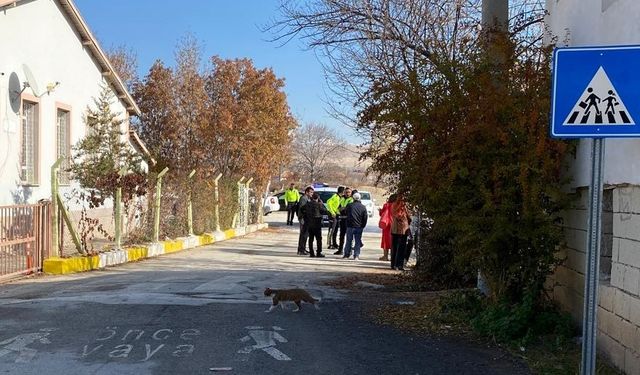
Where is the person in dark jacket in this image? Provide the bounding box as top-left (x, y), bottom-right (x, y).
top-left (302, 193), bottom-right (329, 258)
top-left (343, 192), bottom-right (368, 260)
top-left (296, 186), bottom-right (314, 255)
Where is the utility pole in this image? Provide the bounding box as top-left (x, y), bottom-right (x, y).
top-left (478, 0), bottom-right (509, 296)
top-left (482, 0), bottom-right (508, 31)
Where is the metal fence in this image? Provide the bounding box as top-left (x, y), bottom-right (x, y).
top-left (0, 202), bottom-right (52, 281)
top-left (48, 169), bottom-right (263, 256)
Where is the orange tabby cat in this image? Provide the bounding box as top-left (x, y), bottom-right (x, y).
top-left (264, 287), bottom-right (320, 312)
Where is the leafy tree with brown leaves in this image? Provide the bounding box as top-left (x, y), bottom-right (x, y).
top-left (173, 35), bottom-right (210, 173)
top-left (204, 56), bottom-right (297, 188)
top-left (275, 0), bottom-right (572, 306)
top-left (133, 61), bottom-right (177, 171)
top-left (132, 39), bottom-right (296, 235)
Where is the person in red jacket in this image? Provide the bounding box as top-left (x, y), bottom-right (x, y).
top-left (390, 195), bottom-right (411, 270)
top-left (378, 194), bottom-right (396, 261)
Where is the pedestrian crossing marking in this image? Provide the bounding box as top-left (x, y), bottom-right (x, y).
top-left (563, 66), bottom-right (635, 126)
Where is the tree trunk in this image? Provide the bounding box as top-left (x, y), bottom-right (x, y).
top-left (478, 0), bottom-right (509, 298)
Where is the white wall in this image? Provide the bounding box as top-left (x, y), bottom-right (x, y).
top-left (548, 2), bottom-right (640, 373)
top-left (0, 0), bottom-right (131, 205)
top-left (546, 0), bottom-right (640, 187)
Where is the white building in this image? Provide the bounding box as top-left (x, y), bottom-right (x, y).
top-left (546, 1), bottom-right (640, 373)
top-left (0, 0), bottom-right (149, 206)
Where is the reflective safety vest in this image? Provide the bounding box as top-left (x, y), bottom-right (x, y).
top-left (284, 188), bottom-right (300, 203)
top-left (326, 193), bottom-right (340, 216)
top-left (339, 196), bottom-right (354, 211)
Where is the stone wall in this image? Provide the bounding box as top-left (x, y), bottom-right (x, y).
top-left (553, 185), bottom-right (640, 374)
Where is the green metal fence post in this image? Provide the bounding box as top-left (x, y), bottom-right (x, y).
top-left (56, 194), bottom-right (84, 255)
top-left (115, 185), bottom-right (122, 248)
top-left (245, 177), bottom-right (253, 226)
top-left (235, 177), bottom-right (245, 228)
top-left (153, 167), bottom-right (169, 242)
top-left (114, 167), bottom-right (126, 249)
top-left (187, 169), bottom-right (196, 236)
top-left (213, 173), bottom-right (222, 232)
top-left (51, 157), bottom-right (64, 256)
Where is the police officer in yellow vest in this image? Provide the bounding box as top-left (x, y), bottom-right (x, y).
top-left (285, 183), bottom-right (300, 226)
top-left (326, 186), bottom-right (343, 249)
top-left (334, 187), bottom-right (354, 255)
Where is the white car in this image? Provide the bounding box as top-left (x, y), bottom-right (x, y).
top-left (262, 195), bottom-right (280, 215)
top-left (358, 191), bottom-right (375, 217)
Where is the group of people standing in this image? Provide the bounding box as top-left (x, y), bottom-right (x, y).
top-left (284, 184), bottom-right (368, 260)
top-left (283, 183), bottom-right (414, 271)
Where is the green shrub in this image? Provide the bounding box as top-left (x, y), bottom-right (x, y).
top-left (470, 290), bottom-right (576, 345)
top-left (415, 219), bottom-right (473, 288)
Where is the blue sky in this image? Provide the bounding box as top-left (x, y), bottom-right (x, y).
top-left (74, 0), bottom-right (360, 142)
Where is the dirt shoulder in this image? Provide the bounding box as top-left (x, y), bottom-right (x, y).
top-left (324, 272), bottom-right (622, 375)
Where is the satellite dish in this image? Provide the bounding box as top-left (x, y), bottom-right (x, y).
top-left (8, 72), bottom-right (21, 113)
top-left (22, 64), bottom-right (41, 97)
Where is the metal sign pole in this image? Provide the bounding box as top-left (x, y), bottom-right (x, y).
top-left (581, 138), bottom-right (605, 375)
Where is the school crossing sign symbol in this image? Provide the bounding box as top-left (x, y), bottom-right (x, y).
top-left (563, 67), bottom-right (634, 126)
top-left (551, 45), bottom-right (640, 138)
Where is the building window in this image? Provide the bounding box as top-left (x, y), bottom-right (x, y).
top-left (21, 101), bottom-right (39, 184)
top-left (56, 108), bottom-right (71, 184)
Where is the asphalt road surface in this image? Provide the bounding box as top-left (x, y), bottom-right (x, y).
top-left (0, 212), bottom-right (529, 375)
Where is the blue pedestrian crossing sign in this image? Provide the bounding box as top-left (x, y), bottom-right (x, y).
top-left (551, 45), bottom-right (640, 138)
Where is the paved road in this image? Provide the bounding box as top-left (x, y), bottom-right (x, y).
top-left (0, 212), bottom-right (529, 374)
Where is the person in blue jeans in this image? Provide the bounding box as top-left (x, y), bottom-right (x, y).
top-left (343, 192), bottom-right (368, 260)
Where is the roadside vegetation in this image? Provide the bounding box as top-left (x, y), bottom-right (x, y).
top-left (273, 1), bottom-right (618, 373)
top-left (380, 287), bottom-right (621, 375)
top-left (328, 272), bottom-right (620, 374)
top-left (68, 36), bottom-right (297, 247)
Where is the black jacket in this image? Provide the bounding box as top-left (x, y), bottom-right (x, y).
top-left (297, 195), bottom-right (311, 219)
top-left (346, 201), bottom-right (368, 228)
top-left (302, 200), bottom-right (329, 228)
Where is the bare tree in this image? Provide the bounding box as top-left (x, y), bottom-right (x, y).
top-left (271, 0), bottom-right (546, 133)
top-left (291, 123), bottom-right (345, 183)
top-left (106, 45), bottom-right (139, 91)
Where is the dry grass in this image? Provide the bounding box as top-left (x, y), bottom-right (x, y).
top-left (323, 272), bottom-right (408, 290)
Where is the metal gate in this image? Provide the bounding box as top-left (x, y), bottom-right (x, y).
top-left (0, 202), bottom-right (52, 281)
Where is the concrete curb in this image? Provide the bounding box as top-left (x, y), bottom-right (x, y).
top-left (43, 223), bottom-right (269, 275)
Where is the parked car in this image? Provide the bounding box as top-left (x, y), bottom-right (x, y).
top-left (358, 191), bottom-right (375, 217)
top-left (262, 195), bottom-right (280, 215)
top-left (273, 192), bottom-right (287, 211)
